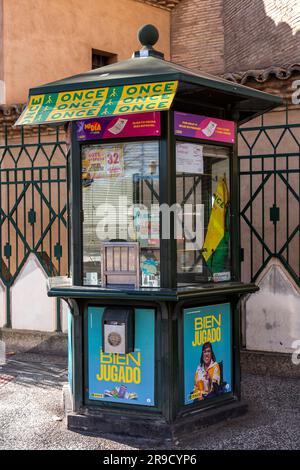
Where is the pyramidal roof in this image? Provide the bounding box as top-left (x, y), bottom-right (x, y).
top-left (24, 17), bottom-right (283, 129)
top-left (29, 55), bottom-right (281, 104)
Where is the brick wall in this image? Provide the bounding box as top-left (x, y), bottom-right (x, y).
top-left (171, 0), bottom-right (225, 74)
top-left (171, 0), bottom-right (300, 75)
top-left (224, 0), bottom-right (300, 72)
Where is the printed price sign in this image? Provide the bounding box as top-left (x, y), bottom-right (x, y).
top-left (176, 143), bottom-right (203, 174)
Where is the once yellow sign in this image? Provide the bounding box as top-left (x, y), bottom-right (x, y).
top-left (15, 81), bottom-right (178, 126)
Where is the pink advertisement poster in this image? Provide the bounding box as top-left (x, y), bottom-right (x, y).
top-left (76, 112), bottom-right (160, 141)
top-left (174, 112), bottom-right (235, 143)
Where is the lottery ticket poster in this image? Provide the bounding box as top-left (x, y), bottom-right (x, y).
top-left (77, 112), bottom-right (161, 141)
top-left (82, 144), bottom-right (124, 179)
top-left (175, 112), bottom-right (235, 144)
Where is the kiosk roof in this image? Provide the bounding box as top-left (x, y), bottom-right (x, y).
top-left (22, 55), bottom-right (283, 125)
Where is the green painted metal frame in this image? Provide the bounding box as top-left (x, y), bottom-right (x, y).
top-left (0, 124), bottom-right (68, 329)
top-left (49, 105), bottom-right (259, 423)
top-left (71, 126), bottom-right (163, 288)
top-left (174, 133), bottom-right (239, 283)
top-left (70, 108), bottom-right (241, 288)
top-left (238, 104), bottom-right (300, 286)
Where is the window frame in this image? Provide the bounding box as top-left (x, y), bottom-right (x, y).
top-left (91, 49), bottom-right (117, 69)
top-left (175, 135), bottom-right (235, 286)
top-left (80, 136), bottom-right (161, 288)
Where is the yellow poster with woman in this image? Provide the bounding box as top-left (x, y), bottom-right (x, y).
top-left (184, 303), bottom-right (232, 404)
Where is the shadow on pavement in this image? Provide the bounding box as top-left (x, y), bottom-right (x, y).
top-left (0, 352), bottom-right (67, 390)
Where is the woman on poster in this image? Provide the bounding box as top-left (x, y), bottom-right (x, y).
top-left (193, 341), bottom-right (221, 400)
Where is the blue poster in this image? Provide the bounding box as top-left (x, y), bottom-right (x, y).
top-left (184, 303), bottom-right (232, 405)
top-left (88, 307), bottom-right (155, 406)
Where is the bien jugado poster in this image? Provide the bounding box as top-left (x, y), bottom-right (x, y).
top-left (184, 303), bottom-right (232, 405)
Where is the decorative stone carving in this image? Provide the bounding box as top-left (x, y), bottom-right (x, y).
top-left (223, 63), bottom-right (300, 85)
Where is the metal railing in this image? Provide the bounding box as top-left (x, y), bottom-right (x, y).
top-left (238, 106), bottom-right (300, 286)
top-left (0, 125), bottom-right (68, 328)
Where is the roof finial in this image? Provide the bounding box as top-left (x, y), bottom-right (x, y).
top-left (133, 24), bottom-right (164, 59)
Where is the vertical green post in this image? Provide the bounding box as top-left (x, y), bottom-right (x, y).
top-left (5, 286), bottom-right (11, 328)
top-left (56, 298), bottom-right (62, 332)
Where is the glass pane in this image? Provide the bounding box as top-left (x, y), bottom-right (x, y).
top-left (176, 142), bottom-right (231, 284)
top-left (82, 141), bottom-right (160, 287)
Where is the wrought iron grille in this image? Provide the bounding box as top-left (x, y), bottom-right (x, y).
top-left (0, 125), bottom-right (68, 328)
top-left (238, 106), bottom-right (300, 286)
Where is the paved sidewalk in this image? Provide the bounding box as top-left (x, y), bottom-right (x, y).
top-left (0, 352), bottom-right (299, 450)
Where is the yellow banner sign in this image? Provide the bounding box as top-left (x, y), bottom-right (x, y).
top-left (15, 81), bottom-right (178, 126)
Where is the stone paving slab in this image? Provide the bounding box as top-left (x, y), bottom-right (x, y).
top-left (0, 352), bottom-right (299, 450)
top-left (0, 374), bottom-right (15, 388)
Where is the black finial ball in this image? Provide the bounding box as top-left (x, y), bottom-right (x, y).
top-left (138, 24), bottom-right (159, 47)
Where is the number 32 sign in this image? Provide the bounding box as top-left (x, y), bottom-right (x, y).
top-left (82, 144), bottom-right (124, 179)
top-left (106, 146), bottom-right (124, 177)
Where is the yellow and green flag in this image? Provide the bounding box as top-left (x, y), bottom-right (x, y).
top-left (202, 177), bottom-right (229, 273)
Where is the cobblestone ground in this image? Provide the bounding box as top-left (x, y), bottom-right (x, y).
top-left (0, 352), bottom-right (299, 450)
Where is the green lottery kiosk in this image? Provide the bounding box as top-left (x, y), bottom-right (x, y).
top-left (16, 25), bottom-right (282, 439)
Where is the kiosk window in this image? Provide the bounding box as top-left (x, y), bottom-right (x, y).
top-left (176, 142), bottom-right (231, 284)
top-left (81, 141), bottom-right (160, 287)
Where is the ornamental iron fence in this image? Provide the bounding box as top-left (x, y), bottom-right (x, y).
top-left (0, 125), bottom-right (68, 329)
top-left (238, 105), bottom-right (300, 287)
